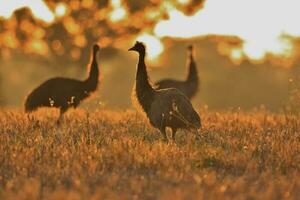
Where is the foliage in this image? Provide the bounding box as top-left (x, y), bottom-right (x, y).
top-left (0, 0), bottom-right (204, 64)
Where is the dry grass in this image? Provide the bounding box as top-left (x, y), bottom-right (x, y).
top-left (0, 108), bottom-right (300, 200)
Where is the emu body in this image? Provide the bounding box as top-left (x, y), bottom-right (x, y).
top-left (129, 42), bottom-right (201, 141)
top-left (155, 45), bottom-right (199, 99)
top-left (25, 44), bottom-right (100, 118)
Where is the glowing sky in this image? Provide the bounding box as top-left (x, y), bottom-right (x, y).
top-left (1, 0), bottom-right (300, 63)
top-left (0, 0), bottom-right (55, 23)
top-left (154, 0), bottom-right (300, 61)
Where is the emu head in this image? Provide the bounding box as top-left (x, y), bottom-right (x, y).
top-left (187, 44), bottom-right (193, 52)
top-left (128, 41), bottom-right (145, 53)
top-left (93, 44), bottom-right (100, 53)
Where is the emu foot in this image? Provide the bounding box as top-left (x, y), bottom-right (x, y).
top-left (159, 129), bottom-right (169, 143)
top-left (194, 129), bottom-right (202, 142)
top-left (56, 120), bottom-right (61, 126)
top-left (161, 136), bottom-right (169, 143)
top-left (56, 118), bottom-right (63, 126)
top-left (56, 114), bottom-right (65, 126)
top-left (195, 135), bottom-right (201, 142)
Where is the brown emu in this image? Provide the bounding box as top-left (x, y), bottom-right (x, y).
top-left (24, 44), bottom-right (100, 121)
top-left (155, 45), bottom-right (199, 99)
top-left (129, 42), bottom-right (201, 141)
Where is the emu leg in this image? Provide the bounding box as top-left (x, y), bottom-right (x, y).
top-left (159, 113), bottom-right (168, 142)
top-left (57, 107), bottom-right (67, 125)
top-left (171, 128), bottom-right (177, 141)
top-left (160, 128), bottom-right (168, 142)
top-left (194, 129), bottom-right (201, 141)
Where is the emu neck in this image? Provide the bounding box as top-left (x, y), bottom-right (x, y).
top-left (84, 50), bottom-right (99, 92)
top-left (135, 50), bottom-right (154, 113)
top-left (186, 54), bottom-right (198, 85)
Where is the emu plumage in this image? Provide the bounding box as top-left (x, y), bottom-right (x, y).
top-left (129, 42), bottom-right (201, 141)
top-left (24, 44), bottom-right (100, 120)
top-left (155, 45), bottom-right (199, 99)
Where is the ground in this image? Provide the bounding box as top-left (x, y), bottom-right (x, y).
top-left (0, 108), bottom-right (299, 200)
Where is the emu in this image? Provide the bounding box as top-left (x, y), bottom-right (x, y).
top-left (129, 41), bottom-right (201, 141)
top-left (155, 45), bottom-right (199, 99)
top-left (24, 44), bottom-right (100, 122)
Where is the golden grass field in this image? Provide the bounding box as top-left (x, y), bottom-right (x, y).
top-left (0, 108), bottom-right (300, 200)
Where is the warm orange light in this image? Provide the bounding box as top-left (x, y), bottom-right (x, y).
top-left (0, 0), bottom-right (55, 23)
top-left (154, 0), bottom-right (300, 62)
top-left (25, 39), bottom-right (48, 55)
top-left (177, 0), bottom-right (191, 5)
top-left (82, 0), bottom-right (94, 9)
top-left (55, 3), bottom-right (67, 18)
top-left (230, 48), bottom-right (243, 64)
top-left (1, 0), bottom-right (300, 65)
top-left (63, 17), bottom-right (81, 35)
top-left (109, 0), bottom-right (127, 23)
top-left (74, 35), bottom-right (87, 48)
top-left (70, 48), bottom-right (81, 60)
top-left (1, 31), bottom-right (19, 48)
top-left (137, 33), bottom-right (164, 61)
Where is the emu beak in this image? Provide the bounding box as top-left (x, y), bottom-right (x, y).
top-left (128, 46), bottom-right (135, 51)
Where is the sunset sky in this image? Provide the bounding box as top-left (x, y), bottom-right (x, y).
top-left (1, 0), bottom-right (300, 64)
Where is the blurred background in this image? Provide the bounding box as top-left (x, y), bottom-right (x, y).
top-left (0, 0), bottom-right (300, 111)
